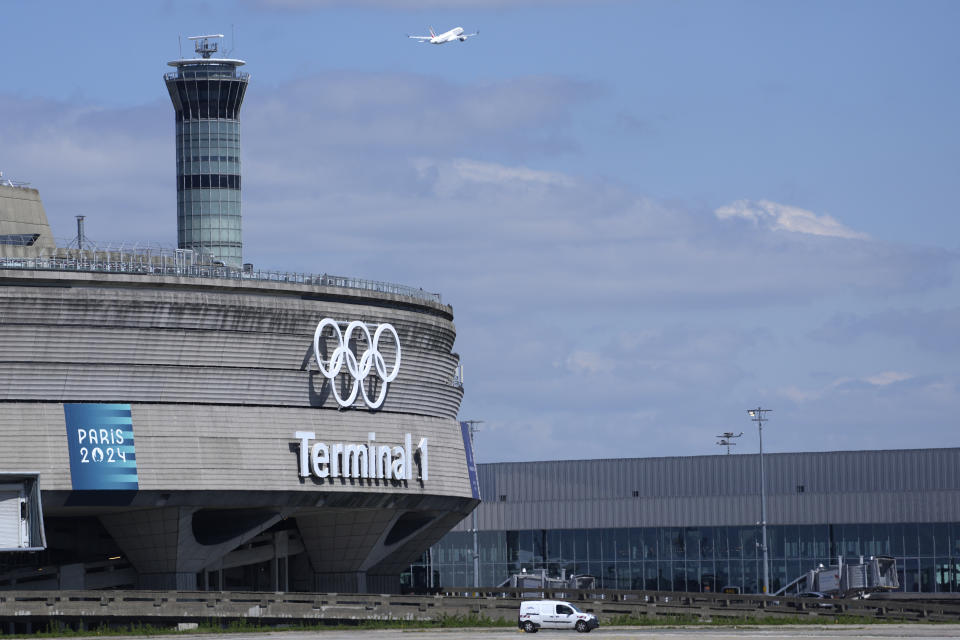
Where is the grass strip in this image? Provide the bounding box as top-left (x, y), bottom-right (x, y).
top-left (2, 611), bottom-right (948, 638)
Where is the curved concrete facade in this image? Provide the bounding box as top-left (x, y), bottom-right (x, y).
top-left (0, 269), bottom-right (475, 592)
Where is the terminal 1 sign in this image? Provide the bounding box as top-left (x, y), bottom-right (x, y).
top-left (295, 431), bottom-right (427, 482)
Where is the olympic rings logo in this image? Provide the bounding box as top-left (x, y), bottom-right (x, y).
top-left (312, 318), bottom-right (402, 410)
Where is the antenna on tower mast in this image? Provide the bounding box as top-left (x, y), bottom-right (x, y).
top-left (715, 431), bottom-right (743, 454)
top-left (224, 25), bottom-right (236, 56)
top-left (188, 34), bottom-right (225, 58)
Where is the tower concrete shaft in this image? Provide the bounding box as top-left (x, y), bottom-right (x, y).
top-left (164, 36), bottom-right (249, 267)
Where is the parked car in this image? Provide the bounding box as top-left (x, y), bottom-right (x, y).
top-left (798, 591), bottom-right (834, 607)
top-left (518, 600), bottom-right (600, 633)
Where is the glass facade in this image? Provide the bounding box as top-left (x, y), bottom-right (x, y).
top-left (164, 61), bottom-right (249, 267)
top-left (0, 233), bottom-right (40, 246)
top-left (405, 522), bottom-right (960, 594)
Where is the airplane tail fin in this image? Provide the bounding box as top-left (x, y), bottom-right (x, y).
top-left (429, 26), bottom-right (436, 37)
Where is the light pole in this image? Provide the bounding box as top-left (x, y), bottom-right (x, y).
top-left (748, 407), bottom-right (771, 594)
top-left (462, 419), bottom-right (484, 589)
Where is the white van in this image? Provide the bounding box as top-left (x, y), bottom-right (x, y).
top-left (518, 599), bottom-right (599, 633)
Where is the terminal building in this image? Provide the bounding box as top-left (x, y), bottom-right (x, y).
top-left (0, 36), bottom-right (477, 593)
top-left (413, 448), bottom-right (960, 595)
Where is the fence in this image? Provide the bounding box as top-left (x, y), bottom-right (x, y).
top-left (0, 255), bottom-right (442, 304)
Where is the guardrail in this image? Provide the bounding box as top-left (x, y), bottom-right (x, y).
top-left (437, 586), bottom-right (960, 622)
top-left (1, 587), bottom-right (959, 632)
top-left (0, 256), bottom-right (442, 304)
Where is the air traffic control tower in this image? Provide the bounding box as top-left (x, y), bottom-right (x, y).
top-left (164, 35), bottom-right (248, 267)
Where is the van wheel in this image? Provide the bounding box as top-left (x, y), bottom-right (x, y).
top-left (523, 620), bottom-right (537, 633)
top-left (576, 621), bottom-right (589, 633)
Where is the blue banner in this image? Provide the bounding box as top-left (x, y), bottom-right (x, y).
top-left (460, 421), bottom-right (481, 500)
top-left (63, 404), bottom-right (138, 490)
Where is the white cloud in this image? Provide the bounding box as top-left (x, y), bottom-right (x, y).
top-left (779, 371), bottom-right (914, 404)
top-left (832, 371), bottom-right (913, 389)
top-left (715, 199), bottom-right (869, 240)
top-left (780, 385), bottom-right (819, 403)
top-left (563, 350), bottom-right (616, 376)
top-left (411, 157), bottom-right (576, 200)
top-left (447, 158), bottom-right (576, 188)
top-left (863, 371), bottom-right (913, 386)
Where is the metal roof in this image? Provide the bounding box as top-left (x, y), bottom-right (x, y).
top-left (456, 448), bottom-right (960, 531)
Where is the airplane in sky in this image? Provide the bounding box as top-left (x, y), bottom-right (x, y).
top-left (407, 27), bottom-right (478, 45)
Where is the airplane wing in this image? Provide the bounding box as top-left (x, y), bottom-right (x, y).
top-left (462, 31), bottom-right (479, 38)
top-left (407, 34), bottom-right (432, 41)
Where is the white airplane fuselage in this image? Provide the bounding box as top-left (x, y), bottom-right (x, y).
top-left (409, 26), bottom-right (476, 45)
top-left (431, 27), bottom-right (466, 44)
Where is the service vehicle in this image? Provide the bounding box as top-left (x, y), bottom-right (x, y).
top-left (518, 599), bottom-right (599, 633)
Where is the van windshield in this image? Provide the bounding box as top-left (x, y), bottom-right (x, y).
top-left (566, 603), bottom-right (582, 613)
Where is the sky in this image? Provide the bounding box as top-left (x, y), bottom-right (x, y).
top-left (1, 0), bottom-right (959, 463)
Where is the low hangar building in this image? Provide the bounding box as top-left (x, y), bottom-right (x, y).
top-left (420, 448), bottom-right (960, 594)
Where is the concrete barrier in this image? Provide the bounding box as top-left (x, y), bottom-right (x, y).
top-left (1, 587), bottom-right (959, 631)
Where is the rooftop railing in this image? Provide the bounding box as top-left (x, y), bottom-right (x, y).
top-left (0, 178), bottom-right (32, 189)
top-left (0, 247), bottom-right (442, 304)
